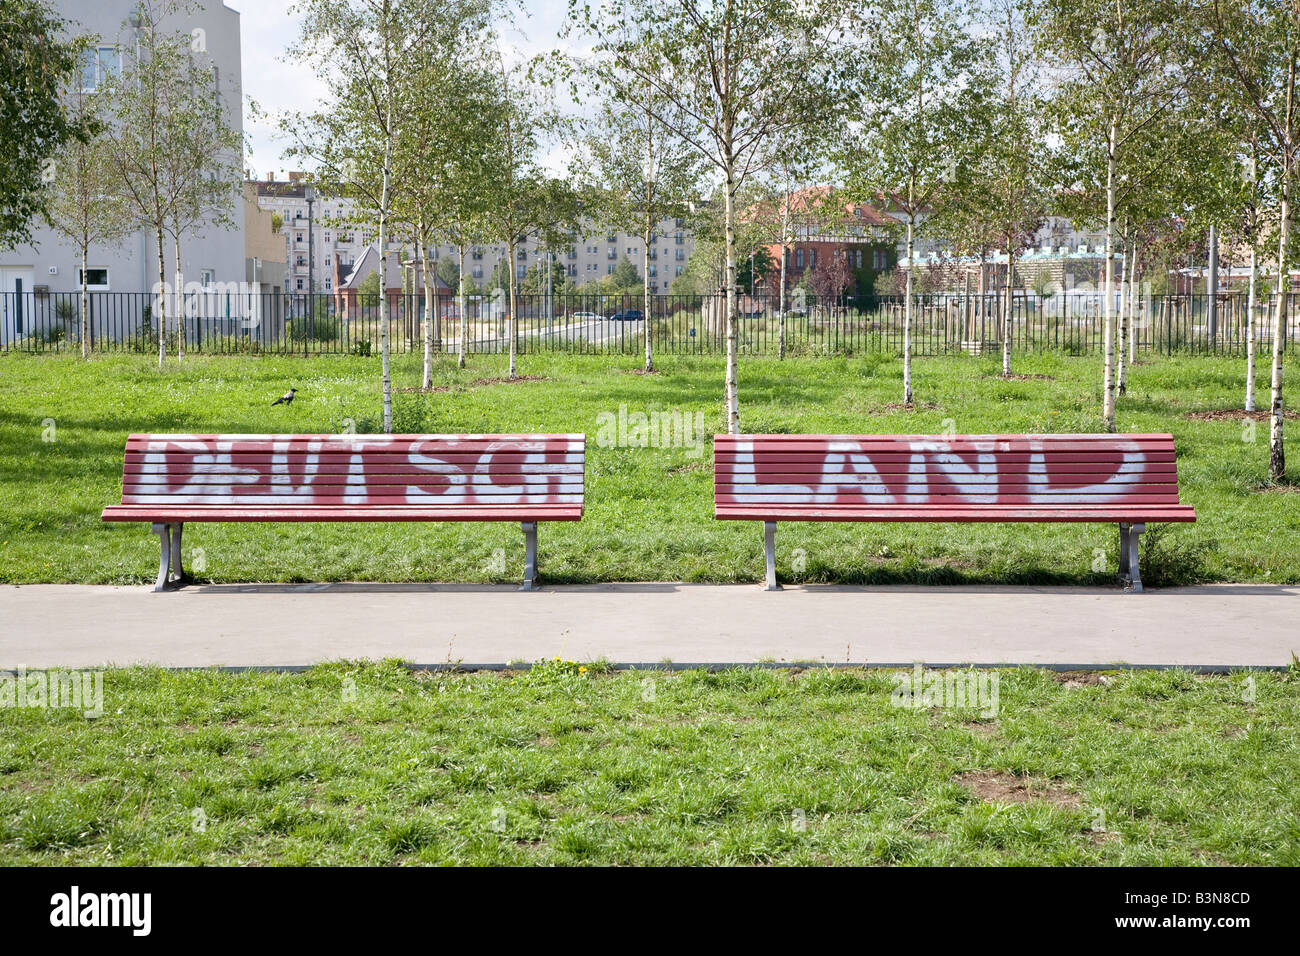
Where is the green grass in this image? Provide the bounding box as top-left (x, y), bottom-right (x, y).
top-left (1, 348), bottom-right (1297, 586)
top-left (1, 661), bottom-right (1297, 865)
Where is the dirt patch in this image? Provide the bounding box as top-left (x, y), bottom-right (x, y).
top-left (669, 461), bottom-right (710, 475)
top-left (469, 374), bottom-right (548, 387)
top-left (1184, 409), bottom-right (1300, 422)
top-left (955, 770), bottom-right (1082, 809)
top-left (398, 375), bottom-right (548, 394)
top-left (1257, 482), bottom-right (1300, 494)
top-left (1052, 670), bottom-right (1113, 687)
top-left (621, 367), bottom-right (660, 376)
top-left (994, 372), bottom-right (1055, 381)
top-left (963, 721), bottom-right (999, 736)
top-left (874, 401), bottom-right (940, 413)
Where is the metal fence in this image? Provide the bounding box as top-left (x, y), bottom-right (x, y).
top-left (1, 289), bottom-right (1294, 357)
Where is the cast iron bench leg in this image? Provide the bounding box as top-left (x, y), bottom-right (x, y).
top-left (1117, 522), bottom-right (1131, 584)
top-left (763, 521), bottom-right (782, 591)
top-left (1127, 523), bottom-right (1145, 593)
top-left (151, 522), bottom-right (172, 592)
top-left (170, 522), bottom-right (186, 585)
top-left (520, 521), bottom-right (539, 591)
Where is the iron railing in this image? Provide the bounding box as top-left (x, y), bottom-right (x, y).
top-left (0, 289), bottom-right (1294, 357)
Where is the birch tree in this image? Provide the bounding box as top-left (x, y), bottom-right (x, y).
top-left (107, 0), bottom-right (196, 370)
top-left (839, 0), bottom-right (985, 405)
top-left (1189, 0), bottom-right (1297, 479)
top-left (392, 8), bottom-right (495, 388)
top-left (1031, 0), bottom-right (1183, 431)
top-left (160, 38), bottom-right (242, 361)
top-left (569, 0), bottom-right (853, 433)
top-left (476, 58), bottom-right (580, 381)
top-left (287, 0), bottom-right (453, 432)
top-left (939, 0), bottom-right (1046, 378)
top-left (577, 74), bottom-right (702, 371)
top-left (45, 68), bottom-right (128, 358)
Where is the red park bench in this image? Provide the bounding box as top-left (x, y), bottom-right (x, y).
top-left (714, 432), bottom-right (1195, 593)
top-left (102, 433), bottom-right (586, 591)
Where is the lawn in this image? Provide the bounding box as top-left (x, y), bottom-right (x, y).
top-left (0, 347), bottom-right (1297, 586)
top-left (1, 661), bottom-right (1296, 865)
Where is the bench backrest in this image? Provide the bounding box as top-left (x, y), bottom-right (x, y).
top-left (715, 433), bottom-right (1182, 509)
top-left (121, 433), bottom-right (584, 508)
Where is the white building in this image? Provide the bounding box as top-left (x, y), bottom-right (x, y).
top-left (0, 0), bottom-right (245, 344)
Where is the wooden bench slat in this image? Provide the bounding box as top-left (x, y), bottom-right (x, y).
top-left (103, 506), bottom-right (584, 522)
top-left (715, 506), bottom-right (1196, 522)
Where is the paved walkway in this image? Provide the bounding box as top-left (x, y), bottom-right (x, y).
top-left (1, 583), bottom-right (1296, 670)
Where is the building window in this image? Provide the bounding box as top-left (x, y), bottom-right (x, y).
top-left (516, 264), bottom-right (527, 279)
top-left (855, 250), bottom-right (864, 268)
top-left (795, 248), bottom-right (805, 269)
top-left (675, 232), bottom-right (684, 244)
top-left (567, 265), bottom-right (576, 276)
top-left (201, 269), bottom-right (216, 287)
top-left (675, 266), bottom-right (684, 276)
top-left (78, 268), bottom-right (109, 290)
top-left (79, 47), bottom-right (120, 92)
top-left (472, 266), bottom-right (483, 278)
top-left (675, 249), bottom-right (685, 261)
top-left (296, 278), bottom-right (304, 290)
top-left (809, 249), bottom-right (817, 269)
top-left (325, 278), bottom-right (332, 290)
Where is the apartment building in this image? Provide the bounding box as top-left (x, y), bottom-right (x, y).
top-left (251, 174), bottom-right (698, 295)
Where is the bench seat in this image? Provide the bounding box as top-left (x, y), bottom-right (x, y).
top-left (103, 433), bottom-right (585, 590)
top-left (715, 433), bottom-right (1195, 591)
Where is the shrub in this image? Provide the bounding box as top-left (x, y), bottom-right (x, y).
top-left (287, 314), bottom-right (341, 343)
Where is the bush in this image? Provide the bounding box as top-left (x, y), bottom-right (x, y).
top-left (287, 314), bottom-right (340, 343)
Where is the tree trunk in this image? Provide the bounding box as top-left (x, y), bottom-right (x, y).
top-left (643, 224), bottom-right (654, 372)
top-left (1117, 237), bottom-right (1127, 396)
top-left (1268, 151), bottom-right (1290, 480)
top-left (1246, 240), bottom-right (1258, 412)
top-left (79, 244), bottom-right (89, 360)
top-left (779, 196), bottom-right (789, 361)
top-left (420, 236), bottom-right (433, 390)
top-left (1128, 244), bottom-right (1138, 366)
top-left (1102, 120), bottom-right (1118, 432)
top-left (173, 231), bottom-right (185, 362)
top-left (1002, 239), bottom-right (1013, 376)
top-left (379, 222), bottom-right (392, 434)
top-left (457, 243), bottom-right (468, 369)
top-left (155, 227), bottom-right (167, 371)
top-left (507, 236), bottom-right (518, 380)
top-left (724, 159), bottom-right (740, 434)
top-left (903, 214), bottom-right (914, 405)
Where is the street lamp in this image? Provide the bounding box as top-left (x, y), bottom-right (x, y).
top-left (305, 184), bottom-right (315, 337)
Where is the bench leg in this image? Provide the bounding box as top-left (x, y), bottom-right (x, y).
top-left (1117, 523), bottom-right (1131, 581)
top-left (520, 521), bottom-right (539, 591)
top-left (170, 522), bottom-right (186, 585)
top-left (151, 522), bottom-right (172, 592)
top-left (1127, 523), bottom-right (1145, 593)
top-left (763, 521), bottom-right (782, 591)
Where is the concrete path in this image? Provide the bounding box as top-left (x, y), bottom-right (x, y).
top-left (1, 583), bottom-right (1296, 670)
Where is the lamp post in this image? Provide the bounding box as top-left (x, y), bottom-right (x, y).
top-left (305, 184), bottom-right (315, 339)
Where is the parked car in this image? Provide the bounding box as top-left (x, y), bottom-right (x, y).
top-left (570, 311), bottom-right (606, 322)
top-left (609, 310), bottom-right (644, 322)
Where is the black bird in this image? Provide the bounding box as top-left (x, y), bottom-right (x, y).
top-left (271, 387), bottom-right (297, 406)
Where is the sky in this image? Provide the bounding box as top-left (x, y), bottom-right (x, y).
top-left (224, 0), bottom-right (577, 178)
